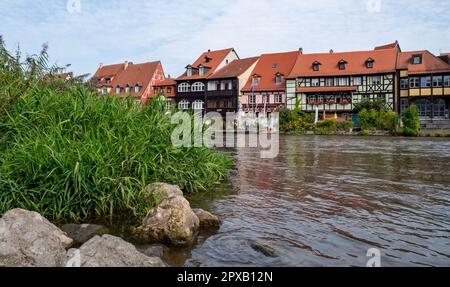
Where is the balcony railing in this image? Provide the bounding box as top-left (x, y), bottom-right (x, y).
top-left (205, 90), bottom-right (235, 98)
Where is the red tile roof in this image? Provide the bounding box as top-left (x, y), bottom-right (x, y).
top-left (288, 48), bottom-right (398, 78)
top-left (153, 78), bottom-right (176, 87)
top-left (397, 51), bottom-right (450, 75)
top-left (375, 41), bottom-right (401, 51)
top-left (177, 48), bottom-right (235, 80)
top-left (242, 51), bottom-right (299, 92)
top-left (209, 57), bottom-right (259, 79)
top-left (92, 61), bottom-right (160, 98)
top-left (296, 86), bottom-right (358, 93)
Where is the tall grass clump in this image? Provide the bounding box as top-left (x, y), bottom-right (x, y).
top-left (0, 40), bottom-right (233, 221)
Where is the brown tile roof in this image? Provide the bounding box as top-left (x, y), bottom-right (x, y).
top-left (153, 78), bottom-right (176, 87)
top-left (242, 51), bottom-right (300, 92)
top-left (209, 57), bottom-right (259, 79)
top-left (397, 51), bottom-right (450, 75)
top-left (111, 61), bottom-right (160, 97)
top-left (93, 63), bottom-right (124, 81)
top-left (288, 48), bottom-right (398, 78)
top-left (177, 48), bottom-right (235, 80)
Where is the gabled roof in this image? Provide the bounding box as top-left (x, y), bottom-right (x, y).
top-left (177, 48), bottom-right (235, 80)
top-left (375, 41), bottom-right (401, 52)
top-left (208, 57), bottom-right (259, 79)
top-left (242, 51), bottom-right (300, 92)
top-left (397, 50), bottom-right (450, 75)
top-left (93, 63), bottom-right (124, 80)
top-left (288, 48), bottom-right (398, 78)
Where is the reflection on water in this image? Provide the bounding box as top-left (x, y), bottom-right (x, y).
top-left (180, 136), bottom-right (450, 267)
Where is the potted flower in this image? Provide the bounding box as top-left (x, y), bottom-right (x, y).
top-left (341, 100), bottom-right (350, 105)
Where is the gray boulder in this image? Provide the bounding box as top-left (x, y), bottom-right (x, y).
top-left (193, 208), bottom-right (221, 228)
top-left (65, 235), bottom-right (166, 267)
top-left (61, 224), bottom-right (110, 245)
top-left (139, 245), bottom-right (164, 258)
top-left (133, 183), bottom-right (199, 246)
top-left (0, 209), bottom-right (73, 267)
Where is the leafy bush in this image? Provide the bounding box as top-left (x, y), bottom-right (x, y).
top-left (402, 104), bottom-right (420, 136)
top-left (358, 108), bottom-right (379, 130)
top-left (314, 119), bottom-right (353, 134)
top-left (353, 99), bottom-right (387, 113)
top-left (279, 107), bottom-right (314, 133)
top-left (377, 110), bottom-right (399, 132)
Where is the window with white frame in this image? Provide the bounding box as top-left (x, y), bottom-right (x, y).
top-left (178, 100), bottom-right (189, 110)
top-left (338, 77), bottom-right (349, 86)
top-left (187, 68), bottom-right (193, 77)
top-left (353, 77), bottom-right (362, 86)
top-left (421, 76), bottom-right (431, 88)
top-left (125, 85), bottom-right (131, 93)
top-left (199, 66), bottom-right (205, 76)
top-left (135, 85), bottom-right (141, 93)
top-left (191, 82), bottom-right (205, 92)
top-left (445, 76), bottom-right (450, 87)
top-left (249, 95), bottom-right (256, 104)
top-left (227, 81), bottom-right (233, 90)
top-left (252, 77), bottom-right (260, 86)
top-left (102, 88), bottom-right (108, 95)
top-left (325, 78), bottom-right (334, 86)
top-left (115, 85), bottom-right (121, 94)
top-left (400, 78), bottom-right (409, 89)
top-left (275, 75), bottom-right (282, 85)
top-left (275, 94), bottom-right (282, 103)
top-left (410, 77), bottom-right (420, 88)
top-left (178, 83), bottom-right (190, 92)
top-left (372, 76), bottom-right (382, 85)
top-left (192, 100), bottom-right (204, 110)
top-left (263, 95), bottom-right (269, 103)
top-left (207, 81), bottom-right (218, 91)
top-left (433, 76), bottom-right (443, 87)
top-left (311, 78), bottom-right (320, 87)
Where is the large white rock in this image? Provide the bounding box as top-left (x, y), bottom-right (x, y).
top-left (65, 235), bottom-right (166, 267)
top-left (0, 209), bottom-right (73, 267)
top-left (133, 183), bottom-right (199, 246)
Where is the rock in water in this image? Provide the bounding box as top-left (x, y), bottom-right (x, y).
top-left (193, 209), bottom-right (221, 228)
top-left (61, 224), bottom-right (110, 245)
top-left (65, 235), bottom-right (166, 267)
top-left (139, 245), bottom-right (165, 258)
top-left (133, 183), bottom-right (199, 246)
top-left (0, 209), bottom-right (73, 267)
top-left (250, 241), bottom-right (277, 258)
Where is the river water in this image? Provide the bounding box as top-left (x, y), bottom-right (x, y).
top-left (163, 135), bottom-right (450, 267)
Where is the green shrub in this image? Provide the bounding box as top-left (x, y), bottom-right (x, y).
top-left (0, 87), bottom-right (233, 222)
top-left (402, 104), bottom-right (420, 136)
top-left (279, 107), bottom-right (314, 133)
top-left (358, 108), bottom-right (378, 130)
top-left (377, 110), bottom-right (399, 132)
top-left (313, 119), bottom-right (353, 134)
top-left (353, 99), bottom-right (386, 113)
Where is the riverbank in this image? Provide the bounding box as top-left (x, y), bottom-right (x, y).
top-left (285, 130), bottom-right (450, 137)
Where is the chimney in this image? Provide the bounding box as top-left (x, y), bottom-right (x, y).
top-left (124, 60), bottom-right (130, 70)
top-left (99, 63), bottom-right (104, 69)
top-left (168, 74), bottom-right (171, 79)
top-left (208, 49), bottom-right (211, 52)
top-left (329, 49), bottom-right (334, 54)
top-left (299, 48), bottom-right (303, 54)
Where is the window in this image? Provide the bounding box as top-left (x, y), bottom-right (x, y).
top-left (154, 87), bottom-right (158, 94)
top-left (167, 87), bottom-right (172, 94)
top-left (400, 78), bottom-right (409, 89)
top-left (178, 100), bottom-right (189, 110)
top-left (191, 82), bottom-right (205, 92)
top-left (313, 62), bottom-right (321, 71)
top-left (445, 76), bottom-right (450, 87)
top-left (353, 77), bottom-right (362, 86)
top-left (199, 66), bottom-right (205, 76)
top-left (252, 77), bottom-right (260, 86)
top-left (105, 78), bottom-right (111, 84)
top-left (187, 68), bottom-right (193, 77)
top-left (178, 83), bottom-right (190, 92)
top-left (207, 81), bottom-right (218, 91)
top-left (275, 75), bottom-right (282, 85)
top-left (275, 94), bottom-right (283, 103)
top-left (366, 58), bottom-right (374, 69)
top-left (338, 77), bottom-right (349, 86)
top-left (410, 77), bottom-right (420, 88)
top-left (135, 85), bottom-right (141, 93)
top-left (338, 60), bottom-right (347, 70)
top-left (125, 85), bottom-right (131, 93)
top-left (433, 76), bottom-right (443, 87)
top-left (263, 95), bottom-right (270, 103)
top-left (272, 63), bottom-right (277, 69)
top-left (311, 78), bottom-right (320, 87)
top-left (102, 88), bottom-right (108, 95)
top-left (372, 76), bottom-right (382, 85)
top-left (325, 78), bottom-right (334, 86)
top-left (249, 95), bottom-right (256, 104)
top-left (412, 55), bottom-right (422, 65)
top-left (228, 81), bottom-right (233, 90)
top-left (421, 76), bottom-right (431, 88)
top-left (115, 85), bottom-right (121, 94)
top-left (192, 100), bottom-right (204, 110)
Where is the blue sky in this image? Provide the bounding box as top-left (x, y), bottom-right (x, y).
top-left (0, 0), bottom-right (449, 78)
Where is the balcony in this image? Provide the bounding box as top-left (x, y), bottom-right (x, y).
top-left (205, 90), bottom-right (235, 98)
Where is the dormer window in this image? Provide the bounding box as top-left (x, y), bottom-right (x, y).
top-left (412, 54), bottom-right (422, 65)
top-left (312, 61), bottom-right (321, 71)
top-left (135, 84), bottom-right (141, 93)
top-left (187, 67), bottom-right (193, 77)
top-left (125, 85), bottom-right (131, 93)
top-left (338, 60), bottom-right (347, 70)
top-left (366, 58), bottom-right (375, 69)
top-left (275, 74), bottom-right (283, 85)
top-left (199, 66), bottom-right (205, 76)
top-left (272, 64), bottom-right (277, 69)
top-left (115, 85), bottom-right (121, 94)
top-left (252, 76), bottom-right (260, 86)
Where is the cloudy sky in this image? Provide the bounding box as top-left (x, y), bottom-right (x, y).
top-left (0, 0), bottom-right (449, 77)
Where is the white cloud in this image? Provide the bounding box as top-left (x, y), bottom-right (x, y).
top-left (0, 0), bottom-right (448, 77)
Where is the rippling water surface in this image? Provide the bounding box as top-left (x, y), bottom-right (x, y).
top-left (170, 135), bottom-right (450, 267)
